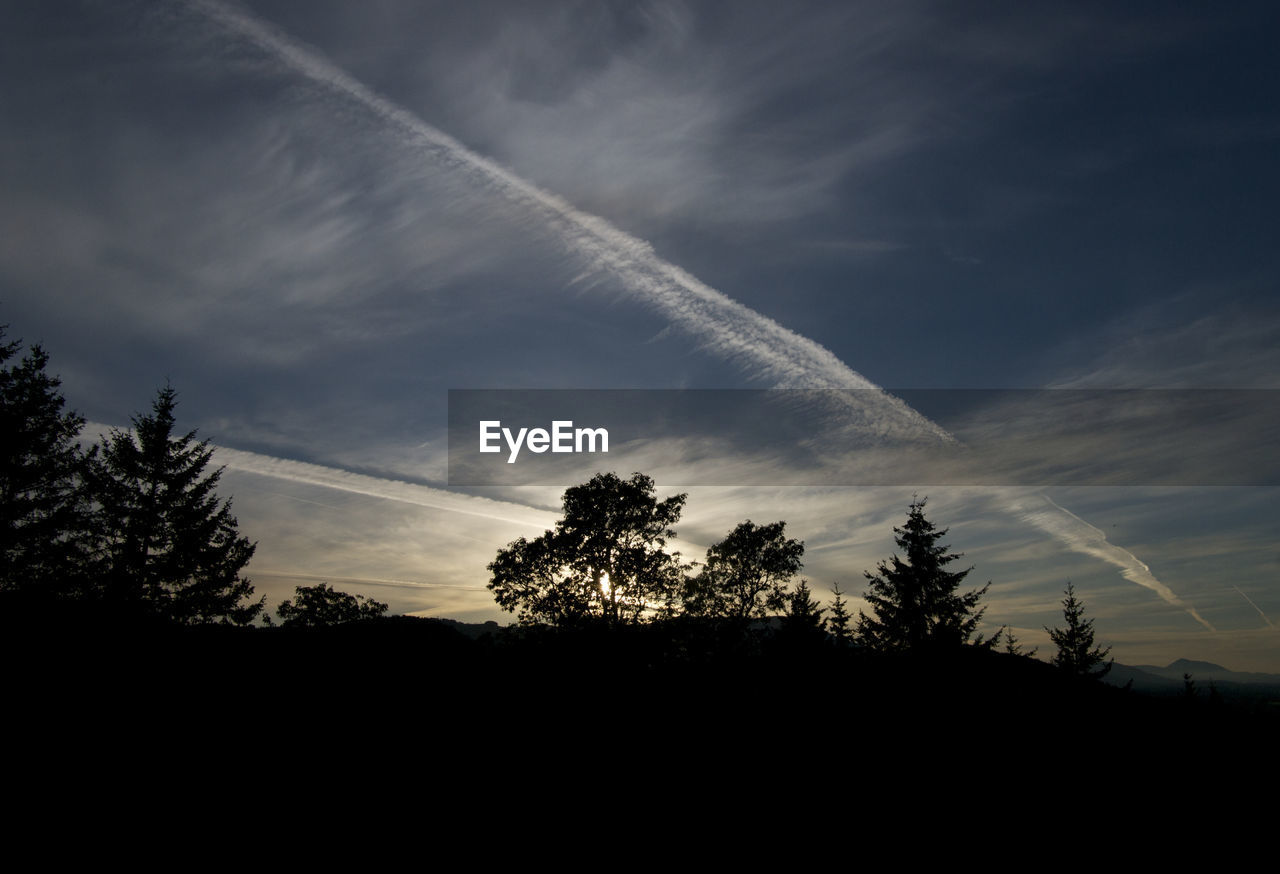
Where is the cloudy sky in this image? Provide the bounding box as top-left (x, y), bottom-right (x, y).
top-left (3, 0), bottom-right (1278, 670)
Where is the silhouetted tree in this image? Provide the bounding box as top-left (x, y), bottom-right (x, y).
top-left (826, 583), bottom-right (853, 647)
top-left (682, 520), bottom-right (803, 622)
top-left (856, 497), bottom-right (992, 652)
top-left (778, 579), bottom-right (827, 646)
top-left (86, 385), bottom-right (262, 624)
top-left (1045, 583), bottom-right (1112, 680)
top-left (1002, 627), bottom-right (1036, 658)
top-left (488, 472), bottom-right (687, 627)
top-left (276, 582), bottom-right (388, 627)
top-left (0, 329), bottom-right (93, 596)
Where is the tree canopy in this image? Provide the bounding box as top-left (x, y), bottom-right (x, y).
top-left (488, 472), bottom-right (687, 626)
top-left (1045, 582), bottom-right (1112, 680)
top-left (276, 582), bottom-right (388, 627)
top-left (86, 385), bottom-right (263, 624)
top-left (856, 497), bottom-right (991, 652)
top-left (682, 520), bottom-right (804, 622)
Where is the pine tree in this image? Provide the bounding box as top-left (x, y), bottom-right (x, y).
top-left (1045, 582), bottom-right (1112, 680)
top-left (87, 385), bottom-right (262, 624)
top-left (856, 497), bottom-right (991, 652)
top-left (775, 579), bottom-right (828, 653)
top-left (826, 583), bottom-right (853, 647)
top-left (0, 329), bottom-right (94, 596)
top-left (781, 580), bottom-right (825, 631)
top-left (1002, 627), bottom-right (1036, 658)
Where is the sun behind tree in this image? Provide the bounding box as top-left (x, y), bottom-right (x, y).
top-left (488, 471), bottom-right (688, 627)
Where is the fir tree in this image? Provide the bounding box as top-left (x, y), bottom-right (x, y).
top-left (1045, 582), bottom-right (1112, 680)
top-left (856, 497), bottom-right (991, 652)
top-left (0, 329), bottom-right (94, 596)
top-left (781, 580), bottom-right (825, 632)
top-left (1002, 626), bottom-right (1036, 658)
top-left (775, 579), bottom-right (828, 652)
top-left (86, 385), bottom-right (262, 624)
top-left (826, 583), bottom-right (853, 647)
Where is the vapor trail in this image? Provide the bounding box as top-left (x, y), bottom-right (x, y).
top-left (1012, 494), bottom-right (1216, 631)
top-left (212, 445), bottom-right (554, 530)
top-left (83, 421), bottom-right (553, 529)
top-left (253, 570), bottom-right (482, 592)
top-left (182, 1), bottom-right (1208, 624)
top-left (186, 0), bottom-right (950, 445)
top-left (1233, 585), bottom-right (1275, 629)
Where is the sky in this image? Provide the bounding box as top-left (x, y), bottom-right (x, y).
top-left (2, 0), bottom-right (1278, 671)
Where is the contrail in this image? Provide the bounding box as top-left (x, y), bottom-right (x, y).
top-left (185, 0), bottom-right (950, 446)
top-left (1012, 494), bottom-right (1216, 631)
top-left (83, 422), bottom-right (553, 530)
top-left (180, 1), bottom-right (1210, 624)
top-left (253, 570), bottom-right (483, 592)
top-left (1233, 585), bottom-right (1275, 629)
top-left (213, 445), bottom-right (555, 529)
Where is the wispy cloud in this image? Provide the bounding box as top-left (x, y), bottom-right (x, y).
top-left (1010, 493), bottom-right (1216, 631)
top-left (252, 569), bottom-right (479, 592)
top-left (180, 1), bottom-right (1213, 628)
top-left (1047, 296), bottom-right (1280, 389)
top-left (185, 0), bottom-right (950, 445)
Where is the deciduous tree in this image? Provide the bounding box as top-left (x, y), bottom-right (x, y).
top-left (488, 472), bottom-right (687, 627)
top-left (682, 520), bottom-right (803, 622)
top-left (276, 583), bottom-right (388, 627)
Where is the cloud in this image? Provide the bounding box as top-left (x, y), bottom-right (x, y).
top-left (1047, 295), bottom-right (1280, 389)
top-left (84, 420), bottom-right (552, 530)
top-left (185, 0), bottom-right (952, 446)
top-left (1010, 493), bottom-right (1216, 631)
top-left (213, 444), bottom-right (553, 530)
top-left (178, 0), bottom-right (1218, 631)
top-left (1233, 586), bottom-right (1275, 630)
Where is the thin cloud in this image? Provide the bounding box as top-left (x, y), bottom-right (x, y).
top-left (213, 444), bottom-right (553, 530)
top-left (179, 1), bottom-right (1211, 626)
top-left (1011, 493), bottom-right (1216, 631)
top-left (254, 570), bottom-right (481, 592)
top-left (185, 0), bottom-right (951, 446)
top-left (1233, 585), bottom-right (1275, 630)
top-left (83, 420), bottom-right (552, 530)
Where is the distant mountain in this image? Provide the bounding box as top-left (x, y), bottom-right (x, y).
top-left (1125, 658), bottom-right (1280, 685)
top-left (1165, 658), bottom-right (1231, 674)
top-left (1107, 658), bottom-right (1280, 703)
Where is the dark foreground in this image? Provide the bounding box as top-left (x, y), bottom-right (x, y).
top-left (10, 614), bottom-right (1274, 759)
